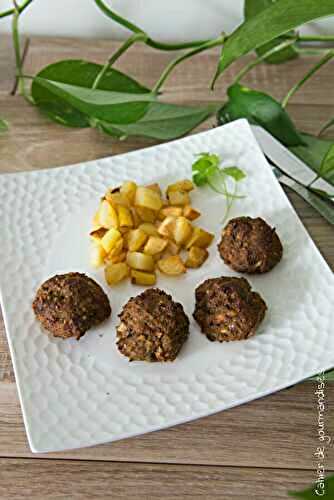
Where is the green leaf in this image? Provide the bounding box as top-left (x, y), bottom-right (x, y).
top-left (0, 118), bottom-right (8, 133)
top-left (289, 474), bottom-right (334, 498)
top-left (31, 60), bottom-right (151, 127)
top-left (99, 102), bottom-right (217, 140)
top-left (217, 83), bottom-right (304, 146)
top-left (290, 134), bottom-right (334, 185)
top-left (319, 116), bottom-right (334, 136)
top-left (244, 0), bottom-right (298, 64)
top-left (214, 0), bottom-right (334, 84)
top-left (222, 166), bottom-right (247, 181)
top-left (320, 144), bottom-right (334, 180)
top-left (309, 369), bottom-right (334, 381)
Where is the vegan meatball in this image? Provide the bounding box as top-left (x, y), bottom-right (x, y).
top-left (193, 276), bottom-right (266, 342)
top-left (32, 272), bottom-right (111, 340)
top-left (218, 216), bottom-right (283, 274)
top-left (117, 288), bottom-right (189, 362)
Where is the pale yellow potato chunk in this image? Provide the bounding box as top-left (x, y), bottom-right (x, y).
top-left (127, 252), bottom-right (155, 272)
top-left (167, 190), bottom-right (190, 206)
top-left (127, 228), bottom-right (148, 252)
top-left (159, 206), bottom-right (183, 220)
top-left (158, 255), bottom-right (186, 275)
top-left (158, 216), bottom-right (176, 238)
top-left (120, 180), bottom-right (137, 204)
top-left (90, 227), bottom-right (107, 244)
top-left (136, 206), bottom-right (157, 223)
top-left (98, 200), bottom-right (119, 229)
top-left (138, 223), bottom-right (159, 237)
top-left (167, 179), bottom-right (194, 193)
top-left (106, 191), bottom-right (130, 208)
top-left (101, 227), bottom-right (122, 253)
top-left (185, 227), bottom-right (214, 249)
top-left (117, 205), bottom-right (133, 229)
top-left (105, 262), bottom-right (129, 286)
top-left (183, 205), bottom-right (201, 221)
top-left (90, 244), bottom-right (106, 268)
top-left (144, 236), bottom-right (168, 256)
top-left (185, 246), bottom-right (209, 268)
top-left (146, 183), bottom-right (162, 196)
top-left (135, 186), bottom-right (163, 211)
top-left (173, 216), bottom-right (193, 246)
top-left (131, 270), bottom-right (157, 286)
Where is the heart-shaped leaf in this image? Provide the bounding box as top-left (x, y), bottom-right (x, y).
top-left (217, 83), bottom-right (304, 146)
top-left (99, 102), bottom-right (217, 140)
top-left (213, 0), bottom-right (334, 85)
top-left (244, 0), bottom-right (299, 64)
top-left (31, 60), bottom-right (151, 127)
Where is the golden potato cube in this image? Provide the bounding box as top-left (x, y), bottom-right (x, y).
top-left (159, 206), bottom-right (183, 219)
top-left (144, 236), bottom-right (168, 256)
top-left (167, 190), bottom-right (190, 206)
top-left (127, 252), bottom-right (155, 272)
top-left (92, 211), bottom-right (101, 230)
top-left (167, 179), bottom-right (194, 194)
top-left (106, 251), bottom-right (127, 265)
top-left (120, 180), bottom-right (137, 203)
top-left (183, 205), bottom-right (201, 221)
top-left (185, 227), bottom-right (214, 249)
top-left (105, 191), bottom-right (130, 208)
top-left (98, 199), bottom-right (119, 229)
top-left (106, 238), bottom-right (123, 258)
top-left (127, 228), bottom-right (148, 252)
top-left (131, 208), bottom-right (141, 227)
top-left (90, 227), bottom-right (107, 244)
top-left (101, 227), bottom-right (122, 253)
top-left (166, 240), bottom-right (180, 256)
top-left (173, 216), bottom-right (193, 246)
top-left (185, 246), bottom-right (209, 268)
top-left (138, 223), bottom-right (159, 237)
top-left (90, 244), bottom-right (106, 268)
top-left (157, 216), bottom-right (176, 238)
top-left (157, 255), bottom-right (186, 276)
top-left (135, 186), bottom-right (163, 211)
top-left (146, 183), bottom-right (162, 196)
top-left (105, 262), bottom-right (129, 286)
top-left (136, 206), bottom-right (157, 223)
top-left (117, 205), bottom-right (133, 229)
top-left (131, 270), bottom-right (157, 286)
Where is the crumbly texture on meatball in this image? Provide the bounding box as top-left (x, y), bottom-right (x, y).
top-left (117, 288), bottom-right (189, 362)
top-left (32, 273), bottom-right (111, 340)
top-left (193, 276), bottom-right (266, 342)
top-left (218, 216), bottom-right (283, 274)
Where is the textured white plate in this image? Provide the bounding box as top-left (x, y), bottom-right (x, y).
top-left (0, 119), bottom-right (333, 453)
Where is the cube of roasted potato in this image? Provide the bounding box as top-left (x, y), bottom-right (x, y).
top-left (127, 252), bottom-right (155, 272)
top-left (120, 180), bottom-right (137, 204)
top-left (166, 240), bottom-right (180, 256)
top-left (117, 205), bottom-right (133, 229)
top-left (127, 228), bottom-right (148, 252)
top-left (131, 270), bottom-right (157, 286)
top-left (105, 191), bottom-right (130, 208)
top-left (167, 190), bottom-right (190, 206)
top-left (183, 205), bottom-right (201, 221)
top-left (131, 208), bottom-right (141, 227)
top-left (90, 244), bottom-right (106, 268)
top-left (138, 223), bottom-right (159, 237)
top-left (173, 216), bottom-right (193, 246)
top-left (185, 246), bottom-right (209, 268)
top-left (105, 251), bottom-right (127, 265)
top-left (101, 227), bottom-right (122, 253)
top-left (105, 262), bottom-right (129, 286)
top-left (185, 227), bottom-right (214, 249)
top-left (98, 200), bottom-right (119, 229)
top-left (90, 227), bottom-right (107, 244)
top-left (167, 179), bottom-right (194, 193)
top-left (92, 211), bottom-right (101, 230)
top-left (157, 255), bottom-right (186, 276)
top-left (135, 186), bottom-right (163, 211)
top-left (158, 216), bottom-right (176, 238)
top-left (106, 238), bottom-right (123, 258)
top-left (159, 206), bottom-right (183, 220)
top-left (136, 206), bottom-right (157, 223)
top-left (144, 236), bottom-right (168, 256)
top-left (146, 183), bottom-right (162, 196)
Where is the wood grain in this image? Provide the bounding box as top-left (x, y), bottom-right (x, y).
top-left (0, 458), bottom-right (329, 500)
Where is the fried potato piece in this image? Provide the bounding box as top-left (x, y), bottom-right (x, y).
top-left (183, 205), bottom-right (201, 221)
top-left (90, 227), bottom-right (107, 244)
top-left (167, 190), bottom-right (190, 206)
top-left (131, 270), bottom-right (157, 286)
top-left (135, 186), bottom-right (163, 211)
top-left (157, 255), bottom-right (186, 275)
top-left (144, 236), bottom-right (168, 256)
top-left (159, 206), bottom-right (183, 220)
top-left (185, 246), bottom-right (209, 268)
top-left (98, 200), bottom-right (119, 229)
top-left (173, 216), bottom-right (193, 246)
top-left (90, 244), bottom-right (106, 268)
top-left (127, 228), bottom-right (148, 252)
top-left (146, 183), bottom-right (162, 196)
top-left (158, 216), bottom-right (176, 238)
top-left (136, 206), bottom-right (157, 223)
top-left (167, 179), bottom-right (194, 193)
top-left (105, 262), bottom-right (129, 285)
top-left (105, 191), bottom-right (130, 208)
top-left (138, 223), bottom-right (159, 237)
top-left (120, 181), bottom-right (137, 204)
top-left (101, 227), bottom-right (122, 253)
top-left (127, 252), bottom-right (155, 272)
top-left (185, 227), bottom-right (214, 249)
top-left (117, 205), bottom-right (133, 229)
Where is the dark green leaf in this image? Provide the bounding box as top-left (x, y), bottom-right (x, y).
top-left (222, 166), bottom-right (247, 181)
top-left (244, 0), bottom-right (298, 64)
top-left (100, 103), bottom-right (217, 140)
top-left (32, 76), bottom-right (156, 125)
top-left (290, 134), bottom-right (334, 185)
top-left (289, 474), bottom-right (334, 498)
top-left (0, 118), bottom-right (8, 133)
top-left (217, 83), bottom-right (304, 146)
top-left (214, 0), bottom-right (334, 84)
top-left (31, 60), bottom-right (151, 127)
top-left (320, 144), bottom-right (334, 180)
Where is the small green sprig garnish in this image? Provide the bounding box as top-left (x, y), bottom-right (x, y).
top-left (192, 152), bottom-right (246, 221)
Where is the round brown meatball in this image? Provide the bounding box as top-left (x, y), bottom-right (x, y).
top-left (218, 216), bottom-right (283, 274)
top-left (117, 288), bottom-right (189, 362)
top-left (193, 276), bottom-right (266, 342)
top-left (32, 273), bottom-right (111, 340)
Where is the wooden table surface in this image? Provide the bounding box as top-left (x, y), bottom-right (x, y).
top-left (0, 36), bottom-right (333, 499)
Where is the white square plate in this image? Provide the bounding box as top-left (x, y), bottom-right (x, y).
top-left (1, 119), bottom-right (333, 453)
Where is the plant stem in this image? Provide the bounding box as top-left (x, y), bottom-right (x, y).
top-left (94, 0), bottom-right (210, 51)
top-left (11, 2), bottom-right (26, 97)
top-left (153, 35), bottom-right (225, 93)
top-left (282, 49), bottom-right (334, 108)
top-left (319, 117), bottom-right (334, 136)
top-left (233, 38), bottom-right (297, 84)
top-left (92, 33), bottom-right (147, 89)
top-left (0, 0), bottom-right (33, 19)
